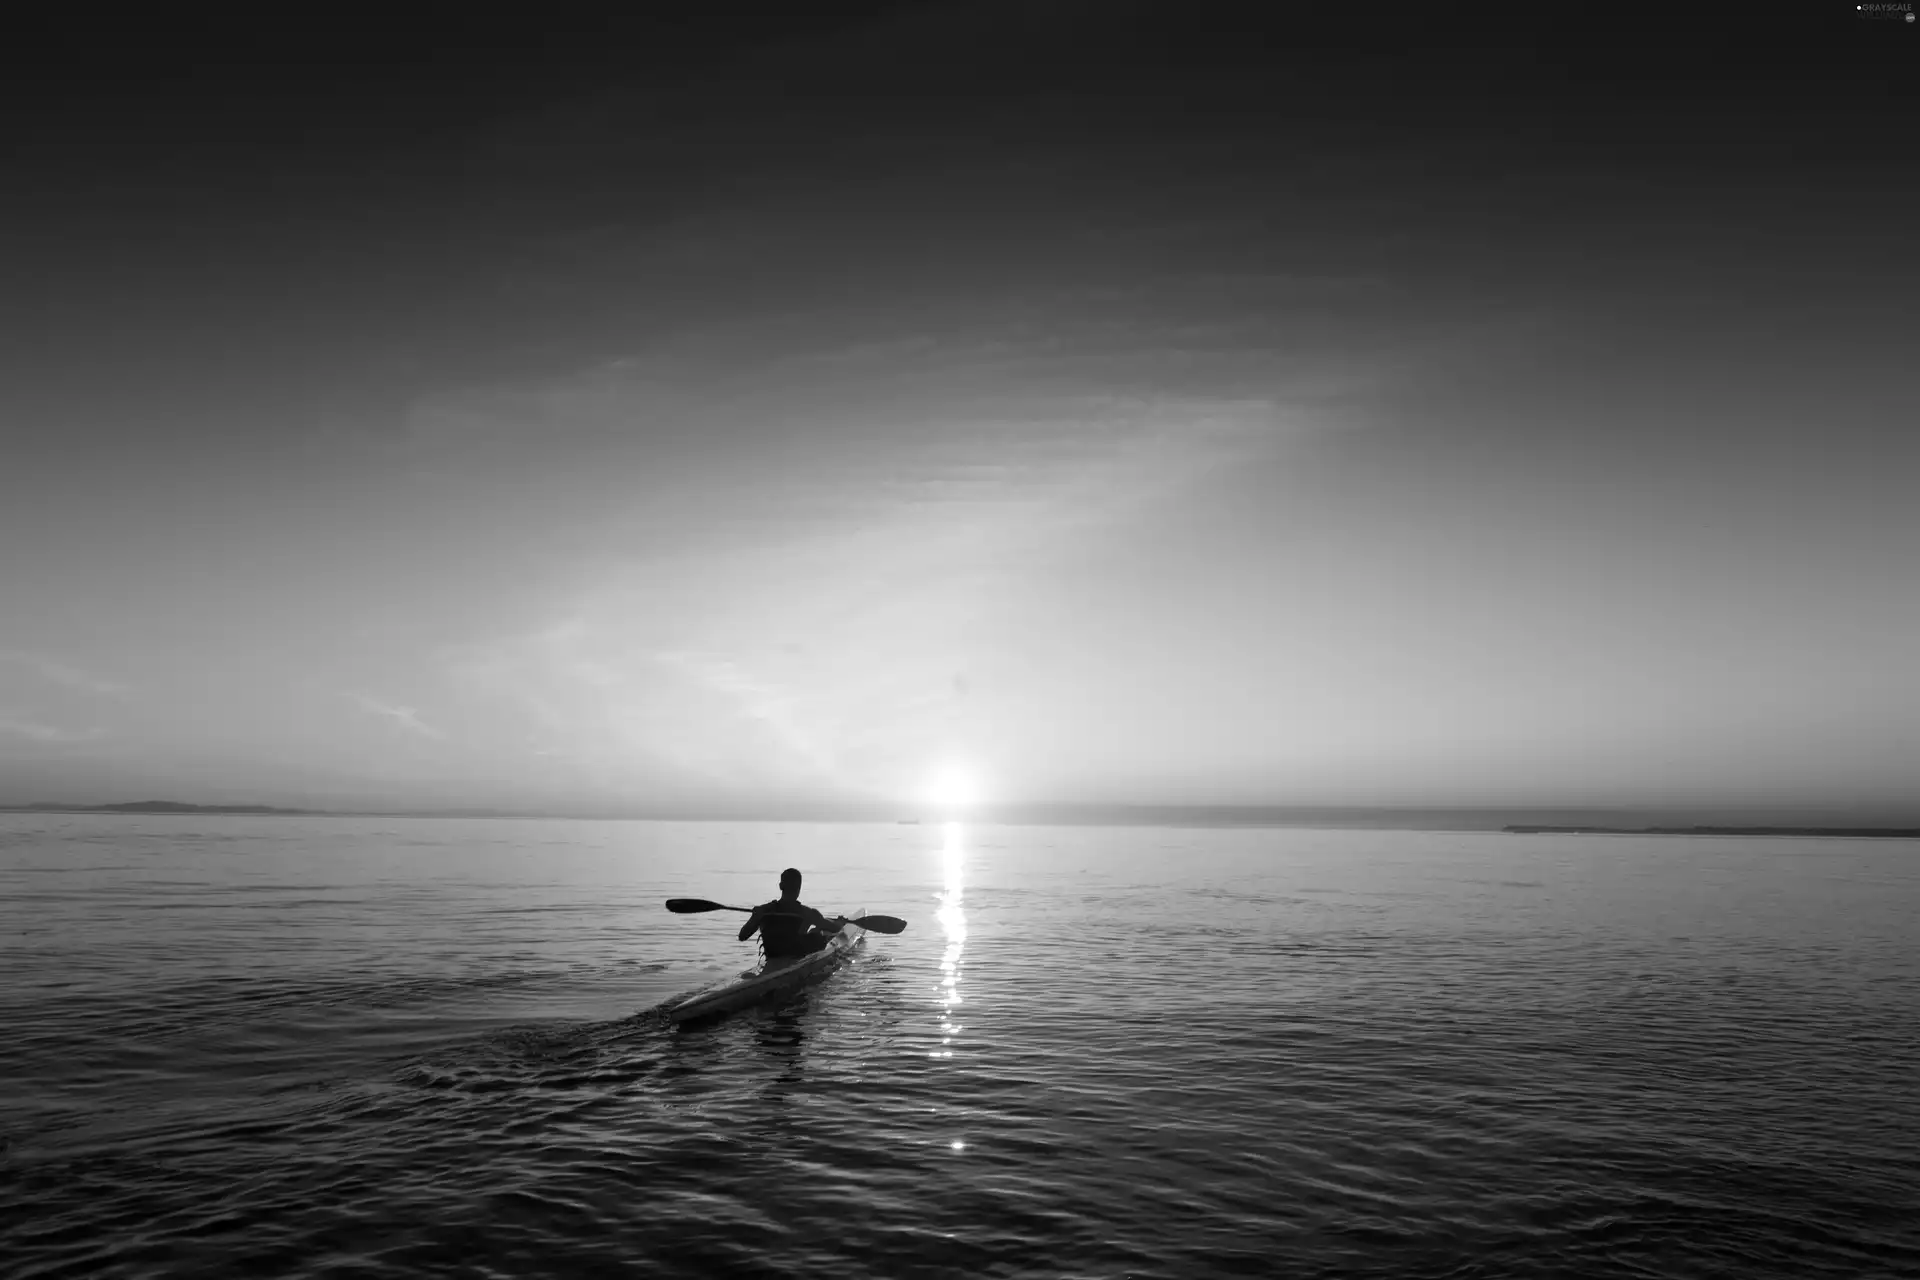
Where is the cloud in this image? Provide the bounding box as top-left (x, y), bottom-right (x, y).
top-left (0, 650), bottom-right (126, 696)
top-left (0, 711), bottom-right (107, 744)
top-left (438, 621), bottom-right (825, 798)
top-left (649, 648), bottom-right (838, 781)
top-left (403, 377), bottom-right (1291, 808)
top-left (349, 694), bottom-right (446, 740)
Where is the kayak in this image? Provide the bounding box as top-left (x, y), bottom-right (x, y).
top-left (668, 910), bottom-right (867, 1024)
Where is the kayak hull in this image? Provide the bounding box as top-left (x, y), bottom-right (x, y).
top-left (668, 911), bottom-right (866, 1024)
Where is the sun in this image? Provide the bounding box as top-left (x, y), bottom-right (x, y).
top-left (925, 762), bottom-right (980, 810)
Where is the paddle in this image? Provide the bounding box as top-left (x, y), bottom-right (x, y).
top-left (664, 898), bottom-right (907, 934)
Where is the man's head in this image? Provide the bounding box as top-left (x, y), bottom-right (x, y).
top-left (779, 867), bottom-right (802, 896)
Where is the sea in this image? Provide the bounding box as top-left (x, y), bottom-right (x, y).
top-left (1, 814), bottom-right (1915, 1279)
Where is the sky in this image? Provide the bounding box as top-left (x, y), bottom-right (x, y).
top-left (2, 7), bottom-right (1915, 820)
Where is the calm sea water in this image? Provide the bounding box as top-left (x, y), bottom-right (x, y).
top-left (1, 815), bottom-right (1916, 1279)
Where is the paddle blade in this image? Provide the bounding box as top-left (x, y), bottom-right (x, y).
top-left (665, 898), bottom-right (730, 913)
top-left (848, 914), bottom-right (907, 934)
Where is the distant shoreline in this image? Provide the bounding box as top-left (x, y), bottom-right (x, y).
top-left (0, 802), bottom-right (320, 816)
top-left (1503, 825), bottom-right (1920, 839)
top-left (3, 802), bottom-right (1914, 835)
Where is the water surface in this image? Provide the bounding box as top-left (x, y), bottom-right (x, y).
top-left (2, 816), bottom-right (1916, 1277)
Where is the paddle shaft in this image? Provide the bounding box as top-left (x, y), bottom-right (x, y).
top-left (663, 899), bottom-right (906, 933)
top-left (665, 899), bottom-right (811, 917)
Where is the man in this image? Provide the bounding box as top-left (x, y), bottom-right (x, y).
top-left (739, 868), bottom-right (847, 961)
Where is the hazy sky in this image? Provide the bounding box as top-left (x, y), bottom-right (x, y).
top-left (3, 9), bottom-right (1915, 817)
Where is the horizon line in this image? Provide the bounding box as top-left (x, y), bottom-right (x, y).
top-left (4, 798), bottom-right (1917, 831)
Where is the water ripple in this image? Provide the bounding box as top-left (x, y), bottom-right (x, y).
top-left (3, 818), bottom-right (1917, 1278)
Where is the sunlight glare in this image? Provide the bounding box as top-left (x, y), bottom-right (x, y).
top-left (925, 762), bottom-right (979, 810)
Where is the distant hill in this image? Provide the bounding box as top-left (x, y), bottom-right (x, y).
top-left (1504, 825), bottom-right (1920, 839)
top-left (0, 801), bottom-right (319, 816)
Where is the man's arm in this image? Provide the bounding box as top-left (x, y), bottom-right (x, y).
top-left (738, 908), bottom-right (763, 942)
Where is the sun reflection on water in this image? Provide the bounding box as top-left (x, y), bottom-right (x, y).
top-left (932, 821), bottom-right (966, 1060)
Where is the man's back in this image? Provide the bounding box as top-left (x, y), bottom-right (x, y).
top-left (753, 898), bottom-right (831, 959)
